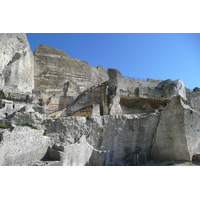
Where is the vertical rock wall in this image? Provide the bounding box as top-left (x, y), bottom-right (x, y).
top-left (44, 114), bottom-right (160, 166)
top-left (0, 33), bottom-right (34, 93)
top-left (150, 96), bottom-right (200, 162)
top-left (33, 45), bottom-right (109, 112)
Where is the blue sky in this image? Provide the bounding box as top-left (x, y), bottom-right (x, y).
top-left (27, 33), bottom-right (200, 89)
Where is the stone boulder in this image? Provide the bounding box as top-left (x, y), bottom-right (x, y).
top-left (156, 79), bottom-right (186, 100)
top-left (150, 95), bottom-right (200, 161)
top-left (0, 126), bottom-right (50, 166)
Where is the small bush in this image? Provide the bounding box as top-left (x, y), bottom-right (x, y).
top-left (0, 124), bottom-right (9, 129)
top-left (27, 124), bottom-right (37, 130)
top-left (43, 130), bottom-right (48, 136)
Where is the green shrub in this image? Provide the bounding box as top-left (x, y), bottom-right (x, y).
top-left (0, 124), bottom-right (9, 129)
top-left (43, 130), bottom-right (48, 136)
top-left (17, 123), bottom-right (38, 130)
top-left (27, 124), bottom-right (37, 129)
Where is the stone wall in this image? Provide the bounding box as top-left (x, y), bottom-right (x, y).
top-left (108, 68), bottom-right (161, 93)
top-left (108, 69), bottom-right (187, 100)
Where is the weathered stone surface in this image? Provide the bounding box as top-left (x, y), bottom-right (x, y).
top-left (34, 45), bottom-right (109, 114)
top-left (0, 126), bottom-right (50, 166)
top-left (44, 113), bottom-right (160, 166)
top-left (56, 81), bottom-right (109, 117)
top-left (108, 69), bottom-right (161, 95)
top-left (0, 99), bottom-right (14, 118)
top-left (156, 79), bottom-right (186, 100)
top-left (193, 87), bottom-right (200, 92)
top-left (150, 96), bottom-right (200, 161)
top-left (0, 33), bottom-right (34, 93)
top-left (10, 105), bottom-right (51, 131)
top-left (186, 89), bottom-right (200, 112)
top-left (1, 34), bottom-right (200, 166)
top-left (108, 87), bottom-right (122, 115)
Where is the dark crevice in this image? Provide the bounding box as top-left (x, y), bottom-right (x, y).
top-left (7, 52), bottom-right (21, 66)
top-left (41, 146), bottom-right (62, 161)
top-left (149, 112), bottom-right (161, 151)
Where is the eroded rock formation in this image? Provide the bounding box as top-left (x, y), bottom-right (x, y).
top-left (0, 33), bottom-right (34, 93)
top-left (151, 96), bottom-right (200, 161)
top-left (33, 44), bottom-right (108, 114)
top-left (1, 33), bottom-right (200, 166)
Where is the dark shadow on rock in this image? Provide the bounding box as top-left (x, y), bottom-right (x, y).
top-left (85, 149), bottom-right (111, 166)
top-left (41, 147), bottom-right (61, 162)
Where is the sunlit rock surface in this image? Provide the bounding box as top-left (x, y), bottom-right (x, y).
top-left (0, 33), bottom-right (34, 93)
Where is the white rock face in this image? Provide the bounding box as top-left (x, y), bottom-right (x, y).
top-left (62, 135), bottom-right (94, 166)
top-left (157, 79), bottom-right (187, 100)
top-left (150, 96), bottom-right (200, 161)
top-left (0, 33), bottom-right (34, 93)
top-left (33, 45), bottom-right (108, 113)
top-left (0, 126), bottom-right (50, 166)
top-left (44, 114), bottom-right (160, 166)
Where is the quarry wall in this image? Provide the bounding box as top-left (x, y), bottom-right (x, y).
top-left (0, 33), bottom-right (34, 93)
top-left (1, 33), bottom-right (200, 166)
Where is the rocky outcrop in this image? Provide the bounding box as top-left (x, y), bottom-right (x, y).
top-left (1, 34), bottom-right (200, 166)
top-left (0, 126), bottom-right (50, 166)
top-left (34, 45), bottom-right (109, 114)
top-left (44, 114), bottom-right (160, 166)
top-left (156, 79), bottom-right (186, 100)
top-left (0, 33), bottom-right (34, 93)
top-left (56, 81), bottom-right (109, 117)
top-left (108, 69), bottom-right (187, 100)
top-left (150, 96), bottom-right (200, 161)
top-left (186, 88), bottom-right (200, 112)
top-left (0, 103), bottom-right (160, 166)
top-left (0, 104), bottom-right (51, 166)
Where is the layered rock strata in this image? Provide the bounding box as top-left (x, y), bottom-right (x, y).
top-left (33, 45), bottom-right (108, 114)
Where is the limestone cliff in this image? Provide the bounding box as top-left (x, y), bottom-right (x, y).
top-left (33, 45), bottom-right (108, 114)
top-left (150, 96), bottom-right (200, 161)
top-left (43, 114), bottom-right (159, 166)
top-left (1, 34), bottom-right (200, 166)
top-left (0, 33), bottom-right (34, 93)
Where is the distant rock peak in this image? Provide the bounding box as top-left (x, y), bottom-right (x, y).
top-left (33, 44), bottom-right (69, 57)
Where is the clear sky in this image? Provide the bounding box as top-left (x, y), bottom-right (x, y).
top-left (26, 33), bottom-right (200, 89)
